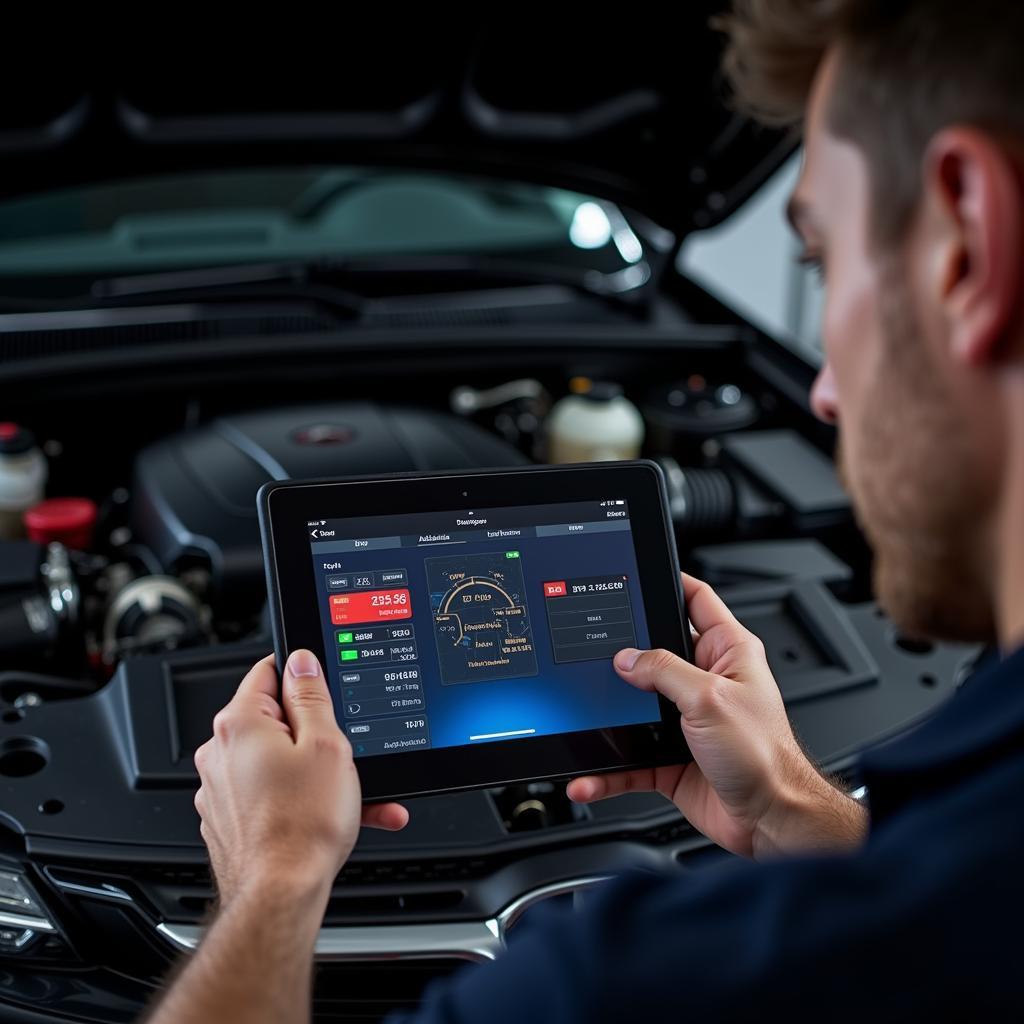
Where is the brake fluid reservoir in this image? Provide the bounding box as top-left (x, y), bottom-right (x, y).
top-left (0, 424), bottom-right (48, 539)
top-left (546, 380), bottom-right (645, 463)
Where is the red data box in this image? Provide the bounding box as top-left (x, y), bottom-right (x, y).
top-left (329, 589), bottom-right (412, 625)
top-left (543, 580), bottom-right (567, 598)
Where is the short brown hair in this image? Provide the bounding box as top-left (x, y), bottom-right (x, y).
top-left (716, 0), bottom-right (1024, 245)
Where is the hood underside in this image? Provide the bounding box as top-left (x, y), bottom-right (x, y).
top-left (0, 10), bottom-right (796, 238)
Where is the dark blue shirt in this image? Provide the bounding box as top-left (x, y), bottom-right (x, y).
top-left (394, 646), bottom-right (1024, 1021)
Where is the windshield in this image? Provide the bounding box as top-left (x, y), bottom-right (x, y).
top-left (0, 167), bottom-right (646, 284)
top-left (678, 153), bottom-right (824, 364)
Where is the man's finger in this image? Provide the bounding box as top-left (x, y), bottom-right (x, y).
top-left (231, 654), bottom-right (280, 706)
top-left (361, 803), bottom-right (410, 831)
top-left (194, 738), bottom-right (212, 775)
top-left (613, 646), bottom-right (713, 718)
top-left (281, 649), bottom-right (338, 741)
top-left (681, 573), bottom-right (748, 640)
top-left (567, 770), bottom-right (659, 803)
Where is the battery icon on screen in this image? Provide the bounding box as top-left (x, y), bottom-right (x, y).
top-left (340, 649), bottom-right (359, 661)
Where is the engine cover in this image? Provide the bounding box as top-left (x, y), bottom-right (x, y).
top-left (131, 403), bottom-right (527, 613)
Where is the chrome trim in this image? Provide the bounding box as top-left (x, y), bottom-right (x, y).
top-left (49, 877), bottom-right (133, 903)
top-left (3, 927), bottom-right (36, 950)
top-left (496, 875), bottom-right (610, 934)
top-left (0, 910), bottom-right (56, 934)
top-left (159, 919), bottom-right (504, 963)
top-left (41, 543), bottom-right (79, 628)
top-left (156, 874), bottom-right (612, 963)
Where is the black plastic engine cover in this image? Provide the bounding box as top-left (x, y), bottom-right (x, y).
top-left (131, 403), bottom-right (527, 612)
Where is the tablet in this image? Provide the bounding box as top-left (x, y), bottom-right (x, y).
top-left (258, 461), bottom-right (693, 801)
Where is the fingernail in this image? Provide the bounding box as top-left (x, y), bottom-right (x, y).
top-left (615, 648), bottom-right (643, 671)
top-left (287, 649), bottom-right (321, 678)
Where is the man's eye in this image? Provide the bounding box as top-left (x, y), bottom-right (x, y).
top-left (797, 251), bottom-right (825, 283)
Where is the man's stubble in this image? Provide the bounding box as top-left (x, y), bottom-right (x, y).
top-left (835, 265), bottom-right (997, 644)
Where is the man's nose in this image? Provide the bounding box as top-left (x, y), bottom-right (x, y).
top-left (809, 360), bottom-right (839, 425)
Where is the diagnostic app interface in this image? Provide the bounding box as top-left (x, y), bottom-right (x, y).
top-left (307, 499), bottom-right (657, 757)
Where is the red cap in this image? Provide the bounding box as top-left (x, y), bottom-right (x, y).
top-left (24, 498), bottom-right (98, 550)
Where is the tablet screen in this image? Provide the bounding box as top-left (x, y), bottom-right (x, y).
top-left (305, 498), bottom-right (659, 758)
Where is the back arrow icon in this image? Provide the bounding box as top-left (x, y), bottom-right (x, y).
top-left (310, 529), bottom-right (319, 538)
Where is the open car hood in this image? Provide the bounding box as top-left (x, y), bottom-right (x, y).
top-left (1, 9), bottom-right (795, 239)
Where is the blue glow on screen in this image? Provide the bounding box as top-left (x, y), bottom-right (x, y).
top-left (312, 506), bottom-right (659, 755)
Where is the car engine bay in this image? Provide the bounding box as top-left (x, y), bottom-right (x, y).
top-left (0, 323), bottom-right (977, 1018)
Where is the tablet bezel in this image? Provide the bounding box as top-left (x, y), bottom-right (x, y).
top-left (259, 461), bottom-right (693, 801)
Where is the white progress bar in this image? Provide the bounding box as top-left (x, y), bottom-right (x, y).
top-left (469, 728), bottom-right (536, 741)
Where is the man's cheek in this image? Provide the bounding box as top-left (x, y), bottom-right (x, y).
top-left (821, 286), bottom-right (881, 496)
top-left (820, 275), bottom-right (851, 366)
top-left (825, 281), bottom-right (878, 410)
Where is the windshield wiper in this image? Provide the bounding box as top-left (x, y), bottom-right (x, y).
top-left (90, 259), bottom-right (367, 318)
top-left (89, 254), bottom-right (653, 311)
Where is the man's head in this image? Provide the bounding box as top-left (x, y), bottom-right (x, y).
top-left (719, 1), bottom-right (1024, 644)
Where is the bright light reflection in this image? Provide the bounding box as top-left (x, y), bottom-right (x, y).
top-left (569, 202), bottom-right (613, 249)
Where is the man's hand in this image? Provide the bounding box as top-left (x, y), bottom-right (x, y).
top-left (567, 574), bottom-right (867, 860)
top-left (147, 651), bottom-right (408, 1024)
top-left (193, 649), bottom-right (409, 908)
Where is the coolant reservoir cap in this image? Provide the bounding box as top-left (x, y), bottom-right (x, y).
top-left (24, 497), bottom-right (97, 549)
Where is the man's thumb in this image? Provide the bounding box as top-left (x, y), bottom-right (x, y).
top-left (282, 649), bottom-right (335, 738)
top-left (613, 646), bottom-right (712, 718)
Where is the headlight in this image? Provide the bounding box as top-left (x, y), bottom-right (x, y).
top-left (0, 870), bottom-right (57, 954)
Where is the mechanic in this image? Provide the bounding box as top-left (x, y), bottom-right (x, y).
top-left (147, 1), bottom-right (1024, 1019)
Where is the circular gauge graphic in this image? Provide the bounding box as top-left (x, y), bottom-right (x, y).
top-left (427, 552), bottom-right (538, 684)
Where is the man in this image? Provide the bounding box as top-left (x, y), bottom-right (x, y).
top-left (148, 0), bottom-right (1024, 1019)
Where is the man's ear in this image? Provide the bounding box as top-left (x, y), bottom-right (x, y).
top-left (922, 127), bottom-right (1023, 367)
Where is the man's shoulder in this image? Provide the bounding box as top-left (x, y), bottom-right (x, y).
top-left (859, 645), bottom-right (1024, 822)
top-left (404, 768), bottom-right (1024, 1024)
